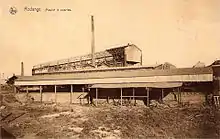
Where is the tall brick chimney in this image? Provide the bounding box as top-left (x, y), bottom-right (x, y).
top-left (91, 15), bottom-right (95, 67)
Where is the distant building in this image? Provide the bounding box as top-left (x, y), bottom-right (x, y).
top-left (155, 62), bottom-right (177, 70)
top-left (193, 61), bottom-right (205, 68)
top-left (211, 60), bottom-right (220, 66)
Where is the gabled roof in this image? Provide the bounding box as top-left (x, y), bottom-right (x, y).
top-left (206, 60), bottom-right (220, 67)
top-left (193, 61), bottom-right (205, 68)
top-left (106, 43), bottom-right (141, 51)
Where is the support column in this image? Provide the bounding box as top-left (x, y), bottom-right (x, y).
top-left (120, 88), bottom-right (123, 106)
top-left (55, 85), bottom-right (57, 104)
top-left (177, 87), bottom-right (181, 104)
top-left (70, 85), bottom-right (73, 104)
top-left (81, 87), bottom-right (84, 105)
top-left (161, 89), bottom-right (164, 103)
top-left (40, 85), bottom-right (42, 103)
top-left (132, 88), bottom-right (135, 105)
top-left (26, 86), bottom-right (29, 94)
top-left (146, 87), bottom-right (150, 106)
top-left (95, 88), bottom-right (98, 106)
top-left (177, 88), bottom-right (179, 103)
top-left (107, 96), bottom-right (109, 104)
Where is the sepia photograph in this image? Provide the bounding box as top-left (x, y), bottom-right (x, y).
top-left (1, 0), bottom-right (220, 138)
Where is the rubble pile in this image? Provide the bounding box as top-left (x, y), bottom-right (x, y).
top-left (80, 105), bottom-right (220, 138)
top-left (0, 85), bottom-right (23, 139)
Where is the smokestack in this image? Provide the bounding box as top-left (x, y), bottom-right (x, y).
top-left (91, 15), bottom-right (95, 67)
top-left (21, 62), bottom-right (24, 76)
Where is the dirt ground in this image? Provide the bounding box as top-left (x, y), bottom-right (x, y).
top-left (1, 88), bottom-right (220, 139)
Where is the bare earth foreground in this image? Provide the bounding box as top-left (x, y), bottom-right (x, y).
top-left (1, 89), bottom-right (220, 138)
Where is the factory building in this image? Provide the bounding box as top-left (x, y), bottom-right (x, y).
top-left (32, 44), bottom-right (142, 75)
top-left (10, 15), bottom-right (220, 106)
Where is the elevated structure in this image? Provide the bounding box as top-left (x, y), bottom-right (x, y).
top-left (32, 44), bottom-right (142, 75)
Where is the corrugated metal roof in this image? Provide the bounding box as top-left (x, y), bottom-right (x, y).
top-left (14, 74), bottom-right (213, 86)
top-left (16, 67), bottom-right (212, 81)
top-left (89, 82), bottom-right (183, 88)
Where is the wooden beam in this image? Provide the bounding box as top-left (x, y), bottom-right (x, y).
top-left (26, 86), bottom-right (28, 94)
top-left (120, 88), bottom-right (123, 106)
top-left (177, 88), bottom-right (179, 103)
top-left (95, 88), bottom-right (98, 106)
top-left (87, 88), bottom-right (89, 104)
top-left (40, 85), bottom-right (42, 103)
top-left (107, 96), bottom-right (109, 104)
top-left (82, 87), bottom-right (85, 104)
top-left (177, 87), bottom-right (181, 104)
top-left (70, 85), bottom-right (73, 104)
top-left (133, 88), bottom-right (135, 105)
top-left (146, 88), bottom-right (150, 106)
top-left (55, 85), bottom-right (57, 104)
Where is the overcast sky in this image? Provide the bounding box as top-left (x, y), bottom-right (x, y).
top-left (0, 0), bottom-right (220, 78)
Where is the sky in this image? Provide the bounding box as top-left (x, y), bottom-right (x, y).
top-left (0, 0), bottom-right (220, 78)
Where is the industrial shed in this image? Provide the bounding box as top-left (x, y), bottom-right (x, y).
top-left (13, 65), bottom-right (214, 105)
